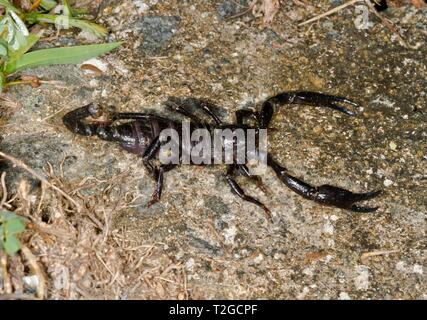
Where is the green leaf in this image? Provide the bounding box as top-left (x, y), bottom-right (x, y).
top-left (67, 18), bottom-right (108, 38)
top-left (70, 8), bottom-right (89, 17)
top-left (0, 211), bottom-right (25, 256)
top-left (0, 210), bottom-right (15, 221)
top-left (0, 0), bottom-right (21, 14)
top-left (62, 0), bottom-right (72, 16)
top-left (3, 234), bottom-right (21, 255)
top-left (7, 33), bottom-right (39, 62)
top-left (0, 72), bottom-right (4, 91)
top-left (5, 42), bottom-right (121, 74)
top-left (0, 39), bottom-right (8, 58)
top-left (9, 10), bottom-right (29, 37)
top-left (4, 218), bottom-right (25, 234)
top-left (40, 0), bottom-right (57, 11)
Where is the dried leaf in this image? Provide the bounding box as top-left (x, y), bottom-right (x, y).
top-left (80, 64), bottom-right (103, 76)
top-left (411, 0), bottom-right (426, 8)
top-left (262, 0), bottom-right (280, 25)
top-left (304, 251), bottom-right (328, 264)
top-left (250, 0), bottom-right (281, 25)
top-left (360, 250), bottom-right (399, 264)
top-left (20, 75), bottom-right (41, 87)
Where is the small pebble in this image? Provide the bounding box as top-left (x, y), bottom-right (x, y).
top-left (389, 141), bottom-right (397, 150)
top-left (383, 179), bottom-right (393, 187)
top-left (22, 275), bottom-right (39, 289)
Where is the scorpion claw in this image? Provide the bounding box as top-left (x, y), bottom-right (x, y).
top-left (315, 185), bottom-right (382, 212)
top-left (325, 95), bottom-right (360, 116)
top-left (332, 96), bottom-right (360, 107)
top-left (266, 92), bottom-right (361, 118)
top-left (348, 189), bottom-right (382, 202)
top-left (329, 102), bottom-right (356, 116)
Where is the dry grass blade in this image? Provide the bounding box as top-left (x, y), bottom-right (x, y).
top-left (298, 0), bottom-right (362, 26)
top-left (0, 172), bottom-right (8, 209)
top-left (0, 151), bottom-right (81, 212)
top-left (0, 252), bottom-right (12, 295)
top-left (363, 0), bottom-right (421, 49)
top-left (261, 0), bottom-right (280, 25)
top-left (360, 249), bottom-right (400, 264)
top-left (0, 154), bottom-right (188, 299)
top-left (249, 0), bottom-right (281, 26)
top-left (20, 245), bottom-right (46, 299)
top-left (298, 0), bottom-right (421, 49)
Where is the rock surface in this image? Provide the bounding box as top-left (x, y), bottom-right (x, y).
top-left (135, 15), bottom-right (181, 56)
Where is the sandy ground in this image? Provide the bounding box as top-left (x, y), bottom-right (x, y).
top-left (0, 0), bottom-right (425, 299)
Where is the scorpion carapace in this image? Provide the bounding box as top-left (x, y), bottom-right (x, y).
top-left (63, 91), bottom-right (381, 220)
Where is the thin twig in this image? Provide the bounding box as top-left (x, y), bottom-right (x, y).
top-left (225, 6), bottom-right (253, 21)
top-left (35, 182), bottom-right (46, 217)
top-left (0, 252), bottom-right (12, 295)
top-left (95, 252), bottom-right (124, 286)
top-left (181, 267), bottom-right (189, 300)
top-left (0, 152), bottom-right (81, 212)
top-left (0, 172), bottom-right (8, 209)
top-left (40, 105), bottom-right (68, 122)
top-left (360, 249), bottom-right (400, 264)
top-left (363, 0), bottom-right (420, 49)
top-left (20, 245), bottom-right (46, 299)
top-left (299, 0), bottom-right (362, 26)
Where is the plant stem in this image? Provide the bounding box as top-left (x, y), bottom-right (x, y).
top-left (4, 80), bottom-right (30, 86)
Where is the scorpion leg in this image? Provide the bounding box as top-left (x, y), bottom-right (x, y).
top-left (261, 92), bottom-right (360, 126)
top-left (237, 164), bottom-right (270, 195)
top-left (166, 97), bottom-right (223, 125)
top-left (235, 104), bottom-right (271, 128)
top-left (197, 100), bottom-right (223, 125)
top-left (259, 101), bottom-right (274, 128)
top-left (235, 109), bottom-right (259, 126)
top-left (145, 164), bottom-right (176, 207)
top-left (267, 156), bottom-right (381, 212)
top-left (141, 135), bottom-right (177, 207)
top-left (226, 165), bottom-right (272, 221)
top-left (142, 136), bottom-right (161, 162)
top-left (165, 100), bottom-right (207, 127)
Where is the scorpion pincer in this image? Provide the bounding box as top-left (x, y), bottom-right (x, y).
top-left (63, 91), bottom-right (381, 221)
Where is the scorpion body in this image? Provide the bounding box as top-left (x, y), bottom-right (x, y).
top-left (63, 91), bottom-right (381, 219)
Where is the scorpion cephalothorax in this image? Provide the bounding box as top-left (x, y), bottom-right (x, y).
top-left (63, 91), bottom-right (381, 220)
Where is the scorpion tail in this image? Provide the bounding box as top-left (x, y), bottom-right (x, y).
top-left (63, 103), bottom-right (100, 136)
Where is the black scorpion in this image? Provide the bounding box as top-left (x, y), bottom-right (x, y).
top-left (63, 92), bottom-right (381, 220)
